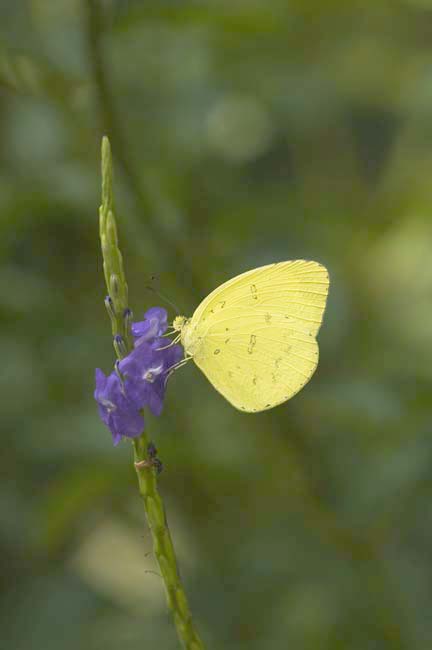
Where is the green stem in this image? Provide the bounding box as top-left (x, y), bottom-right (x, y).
top-left (133, 436), bottom-right (205, 650)
top-left (99, 136), bottom-right (205, 650)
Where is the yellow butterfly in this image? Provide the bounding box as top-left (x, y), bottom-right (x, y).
top-left (172, 260), bottom-right (329, 412)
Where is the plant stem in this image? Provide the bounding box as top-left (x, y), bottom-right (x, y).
top-left (133, 435), bottom-right (205, 650)
top-left (99, 136), bottom-right (205, 650)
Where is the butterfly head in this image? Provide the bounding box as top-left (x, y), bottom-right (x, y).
top-left (172, 315), bottom-right (198, 355)
top-left (172, 315), bottom-right (188, 333)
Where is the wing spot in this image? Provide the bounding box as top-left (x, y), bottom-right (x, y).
top-left (225, 327), bottom-right (230, 332)
top-left (265, 312), bottom-right (272, 324)
top-left (265, 403), bottom-right (271, 408)
top-left (250, 284), bottom-right (258, 300)
top-left (275, 357), bottom-right (282, 368)
top-left (214, 349), bottom-right (221, 355)
top-left (271, 373), bottom-right (277, 384)
top-left (252, 375), bottom-right (257, 385)
top-left (247, 334), bottom-right (257, 354)
top-left (220, 301), bottom-right (226, 309)
top-left (225, 338), bottom-right (230, 344)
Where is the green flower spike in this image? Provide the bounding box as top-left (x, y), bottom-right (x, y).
top-left (98, 136), bottom-right (205, 650)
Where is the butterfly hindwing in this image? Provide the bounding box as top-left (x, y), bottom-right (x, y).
top-left (187, 261), bottom-right (329, 412)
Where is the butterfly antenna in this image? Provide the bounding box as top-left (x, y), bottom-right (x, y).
top-left (145, 282), bottom-right (181, 314)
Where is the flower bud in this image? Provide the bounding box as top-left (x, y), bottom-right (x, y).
top-left (105, 295), bottom-right (116, 319)
top-left (114, 359), bottom-right (124, 383)
top-left (123, 307), bottom-right (133, 331)
top-left (109, 273), bottom-right (120, 299)
top-left (106, 210), bottom-right (118, 246)
top-left (113, 334), bottom-right (127, 359)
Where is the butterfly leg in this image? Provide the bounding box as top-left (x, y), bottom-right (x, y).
top-left (164, 355), bottom-right (193, 386)
top-left (155, 333), bottom-right (182, 351)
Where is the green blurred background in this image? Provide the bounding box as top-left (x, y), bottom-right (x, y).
top-left (2, 1), bottom-right (432, 648)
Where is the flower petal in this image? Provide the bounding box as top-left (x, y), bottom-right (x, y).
top-left (132, 307), bottom-right (168, 343)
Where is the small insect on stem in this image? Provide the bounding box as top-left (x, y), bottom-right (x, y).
top-left (134, 442), bottom-right (164, 474)
top-left (152, 458), bottom-right (163, 475)
top-left (147, 442), bottom-right (158, 459)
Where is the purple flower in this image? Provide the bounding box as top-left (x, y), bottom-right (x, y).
top-left (120, 338), bottom-right (183, 416)
top-left (95, 306), bottom-right (184, 445)
top-left (132, 307), bottom-right (168, 346)
top-left (94, 368), bottom-right (145, 445)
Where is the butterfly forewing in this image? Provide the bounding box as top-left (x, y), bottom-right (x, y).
top-left (188, 260), bottom-right (329, 412)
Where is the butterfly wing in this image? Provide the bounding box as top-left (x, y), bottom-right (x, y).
top-left (188, 260), bottom-right (329, 412)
